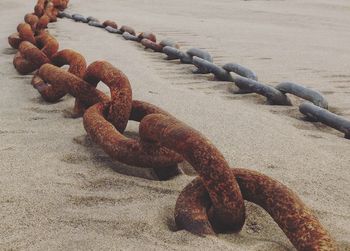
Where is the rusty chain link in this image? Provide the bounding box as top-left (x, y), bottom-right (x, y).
top-left (7, 1), bottom-right (339, 250)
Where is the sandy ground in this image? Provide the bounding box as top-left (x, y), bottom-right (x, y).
top-left (1, 0), bottom-right (350, 250)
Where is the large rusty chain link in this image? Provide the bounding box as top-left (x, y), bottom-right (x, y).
top-left (7, 1), bottom-right (339, 250)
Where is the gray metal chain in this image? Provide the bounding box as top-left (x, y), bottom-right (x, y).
top-left (59, 11), bottom-right (350, 140)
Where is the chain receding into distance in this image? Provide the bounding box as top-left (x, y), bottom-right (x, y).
top-left (7, 1), bottom-right (339, 250)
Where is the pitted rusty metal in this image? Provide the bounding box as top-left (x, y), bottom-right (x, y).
top-left (300, 102), bottom-right (350, 139)
top-left (14, 41), bottom-right (50, 74)
top-left (37, 64), bottom-right (109, 109)
top-left (81, 62), bottom-right (183, 179)
top-left (35, 31), bottom-right (59, 58)
top-left (32, 49), bottom-right (86, 103)
top-left (139, 114), bottom-right (246, 232)
top-left (8, 2), bottom-right (339, 250)
top-left (84, 61), bottom-right (133, 133)
top-left (83, 101), bottom-right (183, 180)
top-left (24, 13), bottom-right (39, 31)
top-left (52, 0), bottom-right (69, 10)
top-left (17, 23), bottom-right (36, 45)
top-left (138, 32), bottom-right (156, 43)
top-left (13, 51), bottom-right (37, 75)
top-left (102, 20), bottom-right (118, 29)
top-left (120, 25), bottom-right (136, 36)
top-left (175, 168), bottom-right (336, 251)
top-left (37, 14), bottom-right (50, 31)
top-left (34, 0), bottom-right (46, 17)
top-left (44, 2), bottom-right (58, 22)
top-left (141, 39), bottom-right (163, 52)
top-left (276, 82), bottom-right (328, 109)
top-left (52, 49), bottom-right (86, 78)
top-left (8, 33), bottom-right (22, 49)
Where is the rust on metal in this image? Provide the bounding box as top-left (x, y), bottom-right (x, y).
top-left (35, 31), bottom-right (59, 58)
top-left (138, 32), bottom-right (156, 42)
top-left (139, 114), bottom-right (246, 232)
top-left (52, 0), bottom-right (69, 10)
top-left (34, 0), bottom-right (46, 17)
top-left (14, 41), bottom-right (50, 74)
top-left (120, 25), bottom-right (136, 36)
top-left (175, 168), bottom-right (337, 251)
top-left (37, 14), bottom-right (50, 31)
top-left (8, 33), bottom-right (22, 49)
top-left (37, 64), bottom-right (108, 109)
top-left (84, 61), bottom-right (133, 132)
top-left (24, 13), bottom-right (39, 31)
top-left (13, 51), bottom-right (37, 75)
top-left (7, 1), bottom-right (339, 249)
top-left (102, 20), bottom-right (118, 29)
top-left (83, 101), bottom-right (183, 180)
top-left (32, 49), bottom-right (86, 103)
top-left (17, 23), bottom-right (36, 45)
top-left (44, 2), bottom-right (58, 22)
top-left (141, 38), bottom-right (163, 52)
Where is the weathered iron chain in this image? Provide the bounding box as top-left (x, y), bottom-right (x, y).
top-left (7, 1), bottom-right (338, 250)
top-left (59, 9), bottom-right (350, 139)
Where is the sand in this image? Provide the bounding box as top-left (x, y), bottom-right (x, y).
top-left (1, 0), bottom-right (349, 250)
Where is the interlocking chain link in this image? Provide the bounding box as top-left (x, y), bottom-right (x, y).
top-left (7, 1), bottom-right (339, 250)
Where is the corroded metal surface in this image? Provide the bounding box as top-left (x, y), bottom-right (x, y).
top-left (102, 20), bottom-right (118, 29)
top-left (141, 38), bottom-right (163, 52)
top-left (83, 102), bottom-right (183, 179)
top-left (6, 2), bottom-right (339, 249)
top-left (175, 168), bottom-right (337, 251)
top-left (120, 25), bottom-right (136, 36)
top-left (138, 32), bottom-right (156, 43)
top-left (139, 114), bottom-right (246, 232)
top-left (24, 13), bottom-right (39, 31)
top-left (8, 33), bottom-right (22, 49)
top-left (14, 41), bottom-right (50, 74)
top-left (84, 61), bottom-right (132, 132)
top-left (37, 64), bottom-right (108, 109)
top-left (32, 49), bottom-right (86, 103)
top-left (17, 23), bottom-right (36, 45)
top-left (35, 31), bottom-right (59, 58)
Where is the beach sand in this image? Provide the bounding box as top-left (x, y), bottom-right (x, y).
top-left (0, 0), bottom-right (349, 250)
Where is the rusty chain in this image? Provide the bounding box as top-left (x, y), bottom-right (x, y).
top-left (58, 9), bottom-right (350, 140)
top-left (7, 1), bottom-right (339, 250)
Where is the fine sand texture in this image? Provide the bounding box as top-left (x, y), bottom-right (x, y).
top-left (1, 0), bottom-right (350, 250)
